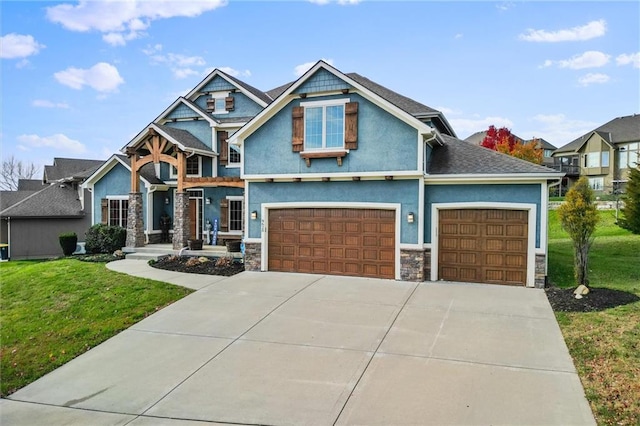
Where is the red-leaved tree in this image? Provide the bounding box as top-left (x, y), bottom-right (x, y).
top-left (480, 126), bottom-right (542, 165)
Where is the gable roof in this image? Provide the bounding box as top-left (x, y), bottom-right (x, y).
top-left (186, 68), bottom-right (270, 107)
top-left (0, 182), bottom-right (84, 218)
top-left (0, 190), bottom-right (39, 211)
top-left (43, 158), bottom-right (104, 183)
top-left (555, 114), bottom-right (640, 154)
top-left (230, 60), bottom-right (444, 146)
top-left (430, 135), bottom-right (558, 175)
top-left (123, 123), bottom-right (215, 156)
top-left (155, 97), bottom-right (218, 127)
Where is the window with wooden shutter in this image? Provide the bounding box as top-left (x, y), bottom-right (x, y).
top-left (219, 198), bottom-right (229, 232)
top-left (225, 96), bottom-right (234, 111)
top-left (101, 199), bottom-right (108, 224)
top-left (292, 106), bottom-right (304, 152)
top-left (345, 101), bottom-right (358, 150)
top-left (219, 131), bottom-right (229, 165)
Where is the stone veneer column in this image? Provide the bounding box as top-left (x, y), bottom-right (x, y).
top-left (535, 254), bottom-right (547, 288)
top-left (126, 192), bottom-right (145, 248)
top-left (172, 191), bottom-right (190, 250)
top-left (400, 248), bottom-right (428, 282)
top-left (244, 242), bottom-right (262, 271)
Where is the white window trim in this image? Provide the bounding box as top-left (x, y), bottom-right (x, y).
top-left (106, 196), bottom-right (129, 228)
top-left (601, 151), bottom-right (610, 167)
top-left (170, 156), bottom-right (202, 179)
top-left (588, 177), bottom-right (604, 191)
top-left (586, 152), bottom-right (600, 168)
top-left (210, 91), bottom-right (230, 115)
top-left (227, 195), bottom-right (244, 234)
top-left (301, 98), bottom-right (350, 152)
top-left (226, 129), bottom-right (241, 168)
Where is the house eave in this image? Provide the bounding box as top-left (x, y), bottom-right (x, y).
top-left (424, 173), bottom-right (565, 184)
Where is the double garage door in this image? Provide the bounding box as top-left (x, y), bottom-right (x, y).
top-left (438, 209), bottom-right (529, 286)
top-left (268, 208), bottom-right (395, 279)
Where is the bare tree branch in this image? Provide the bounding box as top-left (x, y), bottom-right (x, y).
top-left (0, 156), bottom-right (40, 191)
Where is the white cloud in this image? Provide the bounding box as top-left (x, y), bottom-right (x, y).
top-left (435, 106), bottom-right (461, 115)
top-left (541, 51), bottom-right (610, 70)
top-left (32, 99), bottom-right (70, 109)
top-left (17, 133), bottom-right (86, 153)
top-left (616, 52), bottom-right (640, 68)
top-left (454, 33), bottom-right (463, 40)
top-left (46, 0), bottom-right (227, 46)
top-left (294, 59), bottom-right (334, 77)
top-left (218, 67), bottom-right (252, 78)
top-left (519, 19), bottom-right (606, 42)
top-left (449, 116), bottom-right (514, 138)
top-left (54, 62), bottom-right (124, 92)
top-left (578, 73), bottom-right (610, 86)
top-left (0, 33), bottom-right (45, 59)
top-left (524, 114), bottom-right (598, 146)
top-left (144, 45), bottom-right (210, 79)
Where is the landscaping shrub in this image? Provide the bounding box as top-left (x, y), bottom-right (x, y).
top-left (58, 232), bottom-right (78, 256)
top-left (85, 224), bottom-right (126, 254)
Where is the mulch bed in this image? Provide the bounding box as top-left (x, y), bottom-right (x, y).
top-left (545, 286), bottom-right (640, 312)
top-left (151, 255), bottom-right (244, 277)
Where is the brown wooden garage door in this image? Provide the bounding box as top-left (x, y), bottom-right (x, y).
top-left (268, 208), bottom-right (395, 279)
top-left (438, 209), bottom-right (528, 286)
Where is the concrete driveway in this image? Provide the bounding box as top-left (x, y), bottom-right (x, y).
top-left (2, 266), bottom-right (595, 425)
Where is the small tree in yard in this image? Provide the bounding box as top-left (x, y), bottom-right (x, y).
top-left (620, 164), bottom-right (640, 234)
top-left (557, 177), bottom-right (599, 287)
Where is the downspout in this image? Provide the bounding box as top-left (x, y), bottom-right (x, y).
top-left (423, 131), bottom-right (438, 175)
top-left (7, 217), bottom-right (10, 260)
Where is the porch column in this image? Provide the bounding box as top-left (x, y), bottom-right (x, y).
top-left (126, 192), bottom-right (145, 247)
top-left (172, 191), bottom-right (190, 249)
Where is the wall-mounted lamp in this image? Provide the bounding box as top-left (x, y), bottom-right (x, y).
top-left (165, 197), bottom-right (170, 205)
top-left (407, 212), bottom-right (415, 223)
top-left (205, 197), bottom-right (212, 205)
top-left (251, 211), bottom-right (258, 220)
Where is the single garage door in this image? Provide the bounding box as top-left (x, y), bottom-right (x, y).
top-left (438, 209), bottom-right (528, 285)
top-left (268, 208), bottom-right (395, 279)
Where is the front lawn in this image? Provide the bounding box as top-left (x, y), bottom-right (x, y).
top-left (0, 258), bottom-right (192, 397)
top-left (548, 210), bottom-right (640, 425)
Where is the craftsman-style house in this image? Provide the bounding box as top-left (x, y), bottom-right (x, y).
top-left (85, 61), bottom-right (563, 287)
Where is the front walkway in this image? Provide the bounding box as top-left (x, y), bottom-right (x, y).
top-left (2, 263), bottom-right (595, 425)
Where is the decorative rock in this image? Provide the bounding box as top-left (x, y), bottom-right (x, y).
top-left (575, 293), bottom-right (583, 300)
top-left (198, 256), bottom-right (209, 263)
top-left (573, 285), bottom-right (590, 296)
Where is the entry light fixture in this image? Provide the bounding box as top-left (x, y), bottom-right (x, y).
top-left (205, 197), bottom-right (212, 205)
top-left (251, 211), bottom-right (258, 220)
top-left (165, 197), bottom-right (170, 205)
top-left (407, 212), bottom-right (415, 223)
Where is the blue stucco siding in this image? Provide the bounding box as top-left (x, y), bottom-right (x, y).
top-left (424, 184), bottom-right (542, 247)
top-left (248, 180), bottom-right (420, 244)
top-left (93, 163), bottom-right (147, 225)
top-left (164, 120), bottom-right (212, 149)
top-left (293, 68), bottom-right (351, 95)
top-left (244, 93), bottom-right (419, 175)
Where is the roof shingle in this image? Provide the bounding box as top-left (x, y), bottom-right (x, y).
top-left (44, 158), bottom-right (104, 182)
top-left (0, 183), bottom-right (84, 217)
top-left (555, 114), bottom-right (640, 153)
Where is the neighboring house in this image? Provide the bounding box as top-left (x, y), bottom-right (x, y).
top-left (551, 114), bottom-right (640, 194)
top-left (0, 158), bottom-right (103, 259)
top-left (464, 130), bottom-right (557, 167)
top-left (90, 61), bottom-right (561, 287)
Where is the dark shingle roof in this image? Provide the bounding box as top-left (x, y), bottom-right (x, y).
top-left (0, 183), bottom-right (84, 218)
top-left (0, 190), bottom-right (39, 211)
top-left (430, 135), bottom-right (556, 175)
top-left (44, 158), bottom-right (104, 182)
top-left (17, 179), bottom-right (46, 191)
top-left (155, 125), bottom-right (213, 153)
top-left (346, 73), bottom-right (440, 117)
top-left (555, 114), bottom-right (640, 153)
top-left (115, 155), bottom-right (164, 185)
top-left (221, 71), bottom-right (273, 105)
top-left (266, 82), bottom-right (294, 100)
top-left (536, 138), bottom-right (556, 151)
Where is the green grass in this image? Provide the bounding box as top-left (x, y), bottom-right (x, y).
top-left (0, 258), bottom-right (192, 397)
top-left (548, 210), bottom-right (640, 425)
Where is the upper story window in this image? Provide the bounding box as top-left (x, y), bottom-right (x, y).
top-left (618, 142), bottom-right (639, 169)
top-left (584, 152), bottom-right (600, 168)
top-left (170, 156), bottom-right (202, 178)
top-left (303, 102), bottom-right (345, 150)
top-left (206, 92), bottom-right (234, 114)
top-left (291, 99), bottom-right (358, 160)
top-left (544, 149), bottom-right (552, 158)
top-left (601, 151), bottom-right (610, 167)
